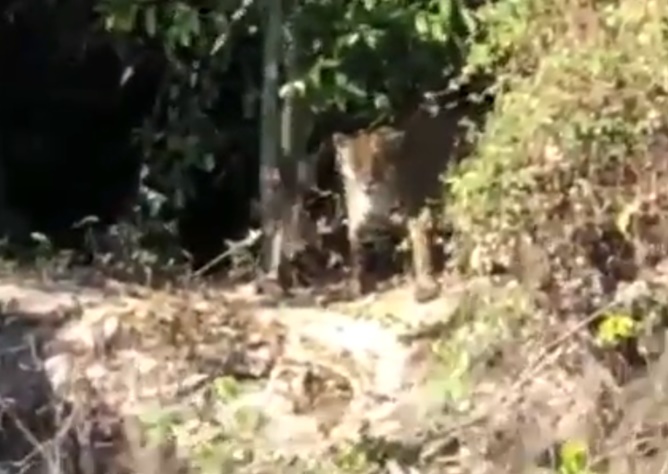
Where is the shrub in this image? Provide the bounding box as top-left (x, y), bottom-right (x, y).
top-left (448, 0), bottom-right (668, 296)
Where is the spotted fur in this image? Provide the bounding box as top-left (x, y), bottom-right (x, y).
top-left (332, 106), bottom-right (470, 302)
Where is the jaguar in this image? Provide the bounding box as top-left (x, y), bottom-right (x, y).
top-left (331, 102), bottom-right (473, 302)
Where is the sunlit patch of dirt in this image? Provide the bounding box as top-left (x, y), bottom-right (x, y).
top-left (0, 268), bottom-right (465, 472)
top-left (6, 264), bottom-right (668, 473)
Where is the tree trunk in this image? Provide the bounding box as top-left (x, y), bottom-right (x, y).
top-left (277, 2), bottom-right (316, 257)
top-left (258, 0), bottom-right (284, 283)
top-left (281, 4), bottom-right (313, 193)
top-left (258, 0), bottom-right (316, 292)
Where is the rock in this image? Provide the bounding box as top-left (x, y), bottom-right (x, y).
top-left (0, 316), bottom-right (59, 469)
top-left (244, 307), bottom-right (440, 454)
top-left (0, 281), bottom-right (105, 316)
top-left (0, 274), bottom-right (502, 469)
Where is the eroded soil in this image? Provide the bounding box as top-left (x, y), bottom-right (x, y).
top-left (2, 267), bottom-right (668, 473)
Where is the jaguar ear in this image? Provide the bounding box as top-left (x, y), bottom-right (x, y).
top-left (332, 133), bottom-right (353, 174)
top-left (332, 132), bottom-right (351, 151)
top-left (374, 127), bottom-right (405, 153)
top-left (332, 132), bottom-right (353, 170)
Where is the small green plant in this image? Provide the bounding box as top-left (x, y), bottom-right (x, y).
top-left (558, 439), bottom-right (595, 474)
top-left (447, 0), bottom-right (668, 285)
top-left (331, 440), bottom-right (374, 474)
top-left (212, 375), bottom-right (242, 402)
top-left (138, 403), bottom-right (182, 445)
top-left (133, 377), bottom-right (279, 474)
top-left (595, 311), bottom-right (637, 348)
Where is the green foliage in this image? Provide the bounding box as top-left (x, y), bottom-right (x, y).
top-left (285, 0), bottom-right (474, 119)
top-left (447, 0), bottom-right (668, 280)
top-left (95, 0), bottom-right (475, 215)
top-left (132, 377), bottom-right (392, 474)
top-left (426, 281), bottom-right (531, 410)
top-left (97, 0), bottom-right (258, 214)
top-left (558, 440), bottom-right (595, 474)
top-left (595, 311), bottom-right (637, 348)
top-left (212, 375), bottom-right (242, 402)
top-left (97, 0), bottom-right (251, 53)
top-left (330, 440), bottom-right (375, 474)
top-left (135, 378), bottom-right (272, 474)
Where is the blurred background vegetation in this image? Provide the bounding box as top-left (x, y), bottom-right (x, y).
top-left (1, 0), bottom-right (667, 300)
top-left (3, 1), bottom-right (668, 472)
top-left (0, 0), bottom-right (474, 277)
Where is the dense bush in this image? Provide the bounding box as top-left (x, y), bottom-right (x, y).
top-left (97, 0), bottom-right (474, 210)
top-left (447, 0), bottom-right (668, 300)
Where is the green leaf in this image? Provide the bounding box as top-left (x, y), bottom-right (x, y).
top-left (212, 376), bottom-right (241, 402)
top-left (118, 4), bottom-right (138, 32)
top-left (596, 312), bottom-right (637, 348)
top-left (335, 72), bottom-right (366, 98)
top-left (415, 12), bottom-right (431, 37)
top-left (559, 439), bottom-right (591, 474)
top-left (144, 6), bottom-right (157, 37)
